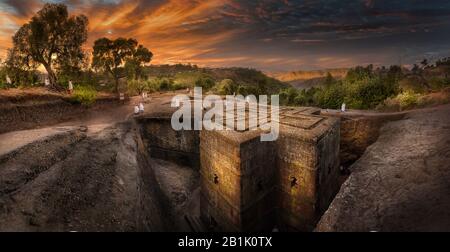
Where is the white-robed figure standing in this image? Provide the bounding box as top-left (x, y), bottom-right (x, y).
top-left (341, 102), bottom-right (346, 112)
top-left (45, 78), bottom-right (50, 87)
top-left (68, 80), bottom-right (74, 94)
top-left (6, 75), bottom-right (11, 86)
top-left (139, 102), bottom-right (145, 113)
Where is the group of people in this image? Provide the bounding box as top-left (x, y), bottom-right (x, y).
top-left (134, 102), bottom-right (145, 115)
top-left (133, 91), bottom-right (149, 115)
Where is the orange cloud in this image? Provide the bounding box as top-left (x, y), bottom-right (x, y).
top-left (0, 0), bottom-right (238, 66)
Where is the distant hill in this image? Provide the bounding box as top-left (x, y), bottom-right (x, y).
top-left (267, 68), bottom-right (348, 89)
top-left (144, 64), bottom-right (290, 93)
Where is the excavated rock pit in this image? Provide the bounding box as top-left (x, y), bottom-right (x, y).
top-left (2, 93), bottom-right (442, 232)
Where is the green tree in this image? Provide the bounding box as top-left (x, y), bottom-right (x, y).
top-left (217, 79), bottom-right (237, 95)
top-left (125, 45), bottom-right (153, 80)
top-left (7, 3), bottom-right (88, 90)
top-left (92, 38), bottom-right (152, 93)
top-left (5, 48), bottom-right (40, 87)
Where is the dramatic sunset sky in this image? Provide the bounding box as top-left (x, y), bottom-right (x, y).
top-left (1, 0), bottom-right (450, 71)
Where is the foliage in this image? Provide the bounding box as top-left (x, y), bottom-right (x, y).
top-left (397, 90), bottom-right (420, 109)
top-left (92, 37), bottom-right (152, 92)
top-left (127, 77), bottom-right (184, 95)
top-left (125, 45), bottom-right (153, 80)
top-left (70, 85), bottom-right (97, 106)
top-left (215, 79), bottom-right (237, 95)
top-left (194, 76), bottom-right (215, 90)
top-left (142, 65), bottom-right (288, 95)
top-left (170, 82), bottom-right (188, 91)
top-left (428, 76), bottom-right (450, 90)
top-left (278, 65), bottom-right (402, 109)
top-left (7, 3), bottom-right (88, 89)
top-left (0, 67), bottom-right (7, 89)
top-left (127, 79), bottom-right (147, 95)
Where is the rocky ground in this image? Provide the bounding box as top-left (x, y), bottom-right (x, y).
top-left (0, 92), bottom-right (199, 231)
top-left (0, 123), bottom-right (141, 231)
top-left (316, 104), bottom-right (450, 231)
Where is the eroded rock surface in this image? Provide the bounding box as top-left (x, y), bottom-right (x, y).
top-left (316, 105), bottom-right (450, 231)
top-left (0, 123), bottom-right (163, 231)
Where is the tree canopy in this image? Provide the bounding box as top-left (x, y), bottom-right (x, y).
top-left (92, 37), bottom-right (152, 92)
top-left (7, 3), bottom-right (88, 89)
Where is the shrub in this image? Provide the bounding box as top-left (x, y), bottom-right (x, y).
top-left (397, 90), bottom-right (419, 109)
top-left (127, 79), bottom-right (147, 95)
top-left (428, 76), bottom-right (450, 90)
top-left (195, 77), bottom-right (215, 90)
top-left (216, 79), bottom-right (237, 95)
top-left (158, 78), bottom-right (172, 91)
top-left (173, 72), bottom-right (204, 87)
top-left (70, 85), bottom-right (97, 106)
top-left (399, 76), bottom-right (427, 93)
top-left (170, 82), bottom-right (188, 91)
top-left (145, 77), bottom-right (174, 91)
top-left (315, 82), bottom-right (345, 109)
top-left (279, 87), bottom-right (300, 106)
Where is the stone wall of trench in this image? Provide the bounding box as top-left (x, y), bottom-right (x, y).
top-left (0, 98), bottom-right (119, 134)
top-left (135, 108), bottom-right (407, 231)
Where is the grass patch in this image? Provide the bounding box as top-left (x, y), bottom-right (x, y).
top-left (70, 86), bottom-right (97, 106)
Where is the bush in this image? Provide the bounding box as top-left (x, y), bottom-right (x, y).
top-left (158, 78), bottom-right (172, 91)
top-left (170, 82), bottom-right (188, 91)
top-left (70, 86), bottom-right (97, 106)
top-left (173, 72), bottom-right (202, 87)
top-left (399, 76), bottom-right (427, 93)
top-left (145, 77), bottom-right (174, 91)
top-left (215, 79), bottom-right (237, 95)
top-left (4, 69), bottom-right (40, 87)
top-left (127, 79), bottom-right (147, 95)
top-left (397, 90), bottom-right (419, 109)
top-left (428, 76), bottom-right (450, 90)
top-left (315, 82), bottom-right (345, 109)
top-left (195, 77), bottom-right (215, 90)
top-left (279, 87), bottom-right (300, 106)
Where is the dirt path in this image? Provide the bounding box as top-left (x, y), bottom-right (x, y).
top-left (316, 104), bottom-right (450, 231)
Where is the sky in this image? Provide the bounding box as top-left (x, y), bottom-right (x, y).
top-left (1, 0), bottom-right (450, 72)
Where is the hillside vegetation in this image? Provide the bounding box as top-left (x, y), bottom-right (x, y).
top-left (268, 68), bottom-right (348, 82)
top-left (268, 68), bottom-right (348, 89)
top-left (126, 64), bottom-right (290, 96)
top-left (0, 62), bottom-right (289, 97)
top-left (277, 59), bottom-right (450, 111)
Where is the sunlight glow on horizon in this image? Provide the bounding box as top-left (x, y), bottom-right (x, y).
top-left (1, 0), bottom-right (450, 71)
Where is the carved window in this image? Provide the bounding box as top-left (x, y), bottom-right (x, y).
top-left (290, 176), bottom-right (298, 188)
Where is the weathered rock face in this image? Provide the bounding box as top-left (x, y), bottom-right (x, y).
top-left (338, 115), bottom-right (404, 167)
top-left (0, 97), bottom-right (119, 134)
top-left (315, 105), bottom-right (450, 232)
top-left (138, 117), bottom-right (200, 168)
